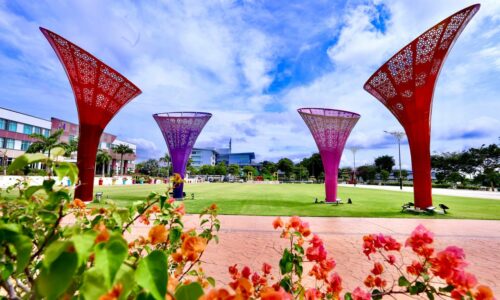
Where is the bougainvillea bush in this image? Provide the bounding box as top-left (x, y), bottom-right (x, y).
top-left (0, 152), bottom-right (496, 300)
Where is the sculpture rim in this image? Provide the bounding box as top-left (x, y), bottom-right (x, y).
top-left (153, 112), bottom-right (213, 118)
top-left (39, 27), bottom-right (142, 100)
top-left (362, 3), bottom-right (480, 90)
top-left (297, 107), bottom-right (361, 118)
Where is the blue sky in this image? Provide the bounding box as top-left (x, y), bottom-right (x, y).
top-left (0, 0), bottom-right (499, 169)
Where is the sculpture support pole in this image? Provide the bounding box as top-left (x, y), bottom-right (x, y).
top-left (407, 119), bottom-right (432, 208)
top-left (171, 148), bottom-right (188, 199)
top-left (74, 124), bottom-right (103, 201)
top-left (321, 150), bottom-right (342, 202)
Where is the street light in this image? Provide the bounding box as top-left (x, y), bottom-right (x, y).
top-left (348, 147), bottom-right (360, 186)
top-left (384, 130), bottom-right (406, 190)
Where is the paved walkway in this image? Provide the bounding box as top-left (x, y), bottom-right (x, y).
top-left (338, 183), bottom-right (500, 200)
top-left (129, 215), bottom-right (500, 295)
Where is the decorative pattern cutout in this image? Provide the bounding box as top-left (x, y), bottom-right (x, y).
top-left (416, 24), bottom-right (444, 64)
top-left (370, 71), bottom-right (397, 99)
top-left (388, 46), bottom-right (413, 84)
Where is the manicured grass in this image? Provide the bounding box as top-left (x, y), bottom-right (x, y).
top-left (92, 183), bottom-right (500, 220)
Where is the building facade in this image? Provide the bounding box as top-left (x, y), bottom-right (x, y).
top-left (189, 139), bottom-right (256, 168)
top-left (0, 107), bottom-right (136, 174)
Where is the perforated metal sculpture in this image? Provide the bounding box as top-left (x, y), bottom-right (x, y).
top-left (40, 27), bottom-right (142, 201)
top-left (363, 4), bottom-right (480, 209)
top-left (298, 108), bottom-right (360, 202)
top-left (153, 112), bottom-right (212, 199)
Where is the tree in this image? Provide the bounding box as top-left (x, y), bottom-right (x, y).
top-left (374, 155), bottom-right (395, 173)
top-left (357, 165), bottom-right (377, 182)
top-left (228, 164), bottom-right (241, 176)
top-left (138, 159), bottom-right (160, 176)
top-left (214, 162), bottom-right (227, 176)
top-left (64, 138), bottom-right (78, 158)
top-left (380, 170), bottom-right (390, 182)
top-left (277, 158), bottom-right (294, 178)
top-left (159, 152), bottom-right (171, 177)
top-left (294, 165), bottom-right (309, 181)
top-left (300, 153), bottom-right (323, 179)
top-left (199, 165), bottom-right (214, 175)
top-left (26, 129), bottom-right (68, 172)
top-left (96, 150), bottom-right (111, 177)
top-left (242, 165), bottom-right (256, 178)
top-left (112, 144), bottom-right (134, 175)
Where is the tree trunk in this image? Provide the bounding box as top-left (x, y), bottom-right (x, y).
top-left (120, 154), bottom-right (124, 175)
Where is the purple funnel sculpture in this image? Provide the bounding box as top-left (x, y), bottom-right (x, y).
top-left (298, 108), bottom-right (360, 202)
top-left (153, 112), bottom-right (212, 199)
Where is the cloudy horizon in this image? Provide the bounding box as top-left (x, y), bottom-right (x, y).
top-left (0, 0), bottom-right (498, 169)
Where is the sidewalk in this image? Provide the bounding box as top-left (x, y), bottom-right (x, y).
top-left (339, 183), bottom-right (500, 200)
top-left (129, 215), bottom-right (500, 295)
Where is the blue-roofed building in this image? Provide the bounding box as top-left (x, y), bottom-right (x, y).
top-left (189, 139), bottom-right (255, 168)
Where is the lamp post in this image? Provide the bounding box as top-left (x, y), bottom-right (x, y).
top-left (384, 131), bottom-right (405, 190)
top-left (348, 147), bottom-right (360, 186)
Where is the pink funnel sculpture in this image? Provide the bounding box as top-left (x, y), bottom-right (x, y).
top-left (40, 27), bottom-right (142, 201)
top-left (298, 108), bottom-right (360, 202)
top-left (363, 4), bottom-right (479, 209)
top-left (153, 112), bottom-right (212, 199)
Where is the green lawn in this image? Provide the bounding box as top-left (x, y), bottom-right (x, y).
top-left (92, 183), bottom-right (500, 220)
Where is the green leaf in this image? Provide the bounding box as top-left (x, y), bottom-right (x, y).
top-left (7, 153), bottom-right (47, 173)
top-left (279, 277), bottom-right (292, 292)
top-left (344, 293), bottom-right (352, 300)
top-left (175, 282), bottom-right (204, 300)
top-left (398, 275), bottom-right (411, 287)
top-left (372, 289), bottom-right (382, 300)
top-left (43, 179), bottom-right (56, 192)
top-left (72, 231), bottom-right (96, 266)
top-left (207, 277), bottom-right (216, 287)
top-left (36, 250), bottom-right (78, 299)
top-left (426, 291), bottom-right (435, 300)
top-left (38, 210), bottom-right (58, 224)
top-left (135, 250), bottom-right (168, 300)
top-left (80, 268), bottom-right (108, 299)
top-left (439, 285), bottom-right (455, 293)
top-left (160, 195), bottom-right (167, 209)
top-left (94, 235), bottom-right (128, 287)
top-left (279, 248), bottom-right (294, 275)
top-left (25, 185), bottom-right (44, 199)
top-left (43, 240), bottom-right (73, 268)
top-left (54, 164), bottom-right (69, 181)
top-left (169, 227), bottom-right (182, 245)
top-left (0, 224), bottom-right (33, 274)
top-left (50, 146), bottom-right (66, 158)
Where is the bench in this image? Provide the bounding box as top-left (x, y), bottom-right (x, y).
top-left (401, 202), bottom-right (414, 212)
top-left (95, 192), bottom-right (103, 201)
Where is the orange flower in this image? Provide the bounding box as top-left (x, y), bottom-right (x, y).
top-left (171, 251), bottom-right (184, 263)
top-left (287, 216), bottom-right (301, 230)
top-left (138, 214), bottom-right (150, 225)
top-left (94, 223), bottom-right (110, 244)
top-left (475, 285), bottom-right (494, 300)
top-left (199, 288), bottom-right (233, 300)
top-left (181, 236), bottom-right (207, 261)
top-left (148, 225), bottom-right (168, 245)
top-left (73, 198), bottom-right (86, 209)
top-left (174, 203), bottom-right (186, 216)
top-left (99, 284), bottom-right (122, 300)
top-left (166, 277), bottom-right (179, 300)
top-left (272, 217), bottom-right (284, 229)
top-left (150, 205), bottom-right (161, 213)
top-left (260, 286), bottom-right (292, 300)
top-left (210, 203), bottom-right (218, 210)
top-left (230, 278), bottom-right (254, 298)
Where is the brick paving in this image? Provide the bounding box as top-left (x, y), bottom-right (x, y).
top-left (128, 215), bottom-right (500, 295)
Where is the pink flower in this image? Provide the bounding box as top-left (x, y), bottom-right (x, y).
top-left (431, 246), bottom-right (467, 281)
top-left (305, 288), bottom-right (322, 300)
top-left (371, 262), bottom-right (384, 275)
top-left (327, 273), bottom-right (343, 296)
top-left (405, 224), bottom-right (434, 257)
top-left (387, 254), bottom-right (396, 265)
top-left (262, 262), bottom-right (272, 275)
top-left (352, 287), bottom-right (371, 300)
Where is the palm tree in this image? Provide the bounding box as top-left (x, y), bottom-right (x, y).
top-left (64, 137), bottom-right (78, 158)
top-left (26, 129), bottom-right (68, 172)
top-left (112, 144), bottom-right (134, 175)
top-left (159, 152), bottom-right (171, 178)
top-left (96, 150), bottom-right (111, 177)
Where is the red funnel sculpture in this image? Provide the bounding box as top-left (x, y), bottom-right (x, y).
top-left (40, 28), bottom-right (142, 201)
top-left (153, 112), bottom-right (212, 199)
top-left (363, 4), bottom-right (479, 209)
top-left (298, 108), bottom-right (360, 202)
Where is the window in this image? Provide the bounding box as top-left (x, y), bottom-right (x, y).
top-left (34, 127), bottom-right (41, 134)
top-left (0, 119), bottom-right (5, 130)
top-left (0, 137), bottom-right (4, 148)
top-left (43, 129), bottom-right (50, 137)
top-left (23, 124), bottom-right (33, 135)
top-left (6, 139), bottom-right (15, 149)
top-left (69, 135), bottom-right (75, 142)
top-left (8, 121), bottom-right (17, 132)
top-left (21, 141), bottom-right (31, 151)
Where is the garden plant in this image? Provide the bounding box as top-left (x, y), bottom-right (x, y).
top-left (0, 151), bottom-right (495, 299)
